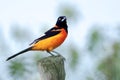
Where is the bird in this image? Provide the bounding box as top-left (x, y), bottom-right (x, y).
top-left (6, 16), bottom-right (68, 61)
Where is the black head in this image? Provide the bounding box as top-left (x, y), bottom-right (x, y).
top-left (56, 16), bottom-right (68, 32)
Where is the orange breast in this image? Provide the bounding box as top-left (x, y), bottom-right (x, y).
top-left (31, 29), bottom-right (67, 51)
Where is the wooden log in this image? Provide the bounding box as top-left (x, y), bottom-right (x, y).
top-left (37, 55), bottom-right (66, 80)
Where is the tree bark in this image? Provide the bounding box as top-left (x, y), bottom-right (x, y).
top-left (37, 55), bottom-right (66, 80)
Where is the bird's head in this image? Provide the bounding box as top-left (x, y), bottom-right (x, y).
top-left (56, 16), bottom-right (67, 28)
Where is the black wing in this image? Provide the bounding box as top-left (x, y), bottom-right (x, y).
top-left (29, 27), bottom-right (61, 45)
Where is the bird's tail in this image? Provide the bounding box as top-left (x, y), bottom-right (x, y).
top-left (6, 47), bottom-right (32, 61)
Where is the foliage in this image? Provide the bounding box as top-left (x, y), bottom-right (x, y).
top-left (87, 27), bottom-right (104, 53)
top-left (98, 42), bottom-right (120, 80)
top-left (69, 46), bottom-right (79, 69)
top-left (8, 59), bottom-right (29, 80)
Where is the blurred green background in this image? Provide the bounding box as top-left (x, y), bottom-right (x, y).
top-left (0, 0), bottom-right (120, 80)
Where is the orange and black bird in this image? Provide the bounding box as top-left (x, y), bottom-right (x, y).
top-left (6, 16), bottom-right (68, 61)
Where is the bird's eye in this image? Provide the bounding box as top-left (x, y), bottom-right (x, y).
top-left (59, 18), bottom-right (61, 20)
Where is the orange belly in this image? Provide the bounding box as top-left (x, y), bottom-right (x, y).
top-left (31, 29), bottom-right (67, 51)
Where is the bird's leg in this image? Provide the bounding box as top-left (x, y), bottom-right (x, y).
top-left (52, 51), bottom-right (60, 55)
top-left (52, 51), bottom-right (64, 58)
top-left (47, 51), bottom-right (54, 56)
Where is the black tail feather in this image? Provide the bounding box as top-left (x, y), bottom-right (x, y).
top-left (6, 47), bottom-right (32, 61)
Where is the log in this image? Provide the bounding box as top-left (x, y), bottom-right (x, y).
top-left (37, 55), bottom-right (66, 80)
